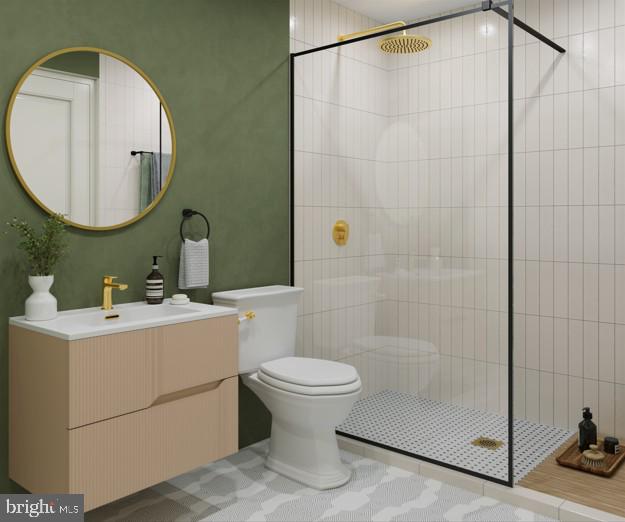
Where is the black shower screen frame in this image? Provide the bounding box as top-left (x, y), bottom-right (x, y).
top-left (289, 0), bottom-right (562, 488)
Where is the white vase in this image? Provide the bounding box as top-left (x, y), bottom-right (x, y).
top-left (25, 275), bottom-right (57, 321)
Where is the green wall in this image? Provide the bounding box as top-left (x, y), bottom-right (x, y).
top-left (0, 0), bottom-right (288, 492)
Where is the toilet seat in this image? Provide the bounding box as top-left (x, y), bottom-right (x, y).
top-left (258, 357), bottom-right (361, 396)
top-left (260, 357), bottom-right (359, 386)
top-left (257, 369), bottom-right (362, 396)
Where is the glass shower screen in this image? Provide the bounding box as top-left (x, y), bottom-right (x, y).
top-left (291, 3), bottom-right (513, 485)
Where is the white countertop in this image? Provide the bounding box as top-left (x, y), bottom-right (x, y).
top-left (9, 300), bottom-right (237, 341)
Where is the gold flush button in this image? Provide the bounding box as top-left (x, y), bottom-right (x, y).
top-left (333, 220), bottom-right (349, 246)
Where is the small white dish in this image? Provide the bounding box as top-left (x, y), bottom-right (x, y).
top-left (170, 294), bottom-right (190, 306)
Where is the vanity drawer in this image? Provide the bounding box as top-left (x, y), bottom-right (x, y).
top-left (157, 315), bottom-right (238, 395)
top-left (68, 328), bottom-right (155, 429)
top-left (69, 376), bottom-right (238, 511)
top-left (68, 315), bottom-right (238, 428)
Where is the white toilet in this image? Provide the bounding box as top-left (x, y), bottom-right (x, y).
top-left (212, 285), bottom-right (361, 490)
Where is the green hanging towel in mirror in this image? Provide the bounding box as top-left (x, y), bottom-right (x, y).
top-left (139, 153), bottom-right (152, 211)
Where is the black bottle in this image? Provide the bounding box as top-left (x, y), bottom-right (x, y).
top-left (578, 407), bottom-right (597, 452)
top-left (146, 256), bottom-right (164, 305)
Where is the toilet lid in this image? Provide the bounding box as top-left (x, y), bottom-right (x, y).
top-left (259, 357), bottom-right (359, 387)
top-left (257, 369), bottom-right (362, 396)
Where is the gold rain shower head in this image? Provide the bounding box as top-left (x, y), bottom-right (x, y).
top-left (338, 21), bottom-right (432, 54)
top-left (379, 33), bottom-right (432, 54)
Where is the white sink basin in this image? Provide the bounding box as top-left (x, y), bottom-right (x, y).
top-left (9, 300), bottom-right (237, 341)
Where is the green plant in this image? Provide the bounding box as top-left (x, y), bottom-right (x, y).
top-left (7, 213), bottom-right (68, 276)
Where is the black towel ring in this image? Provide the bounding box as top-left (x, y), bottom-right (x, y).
top-left (180, 209), bottom-right (210, 241)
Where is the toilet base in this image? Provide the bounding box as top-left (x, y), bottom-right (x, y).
top-left (265, 419), bottom-right (352, 490)
top-left (266, 453), bottom-right (351, 490)
top-left (242, 371), bottom-right (359, 490)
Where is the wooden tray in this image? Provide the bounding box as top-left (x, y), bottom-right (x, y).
top-left (556, 439), bottom-right (625, 477)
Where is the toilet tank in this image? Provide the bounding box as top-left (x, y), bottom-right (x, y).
top-left (212, 285), bottom-right (303, 373)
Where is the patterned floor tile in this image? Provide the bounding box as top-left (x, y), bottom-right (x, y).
top-left (87, 441), bottom-right (556, 522)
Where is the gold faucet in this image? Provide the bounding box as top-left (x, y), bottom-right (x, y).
top-left (102, 276), bottom-right (128, 310)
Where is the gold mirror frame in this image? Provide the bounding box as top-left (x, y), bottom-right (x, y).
top-left (5, 46), bottom-right (177, 231)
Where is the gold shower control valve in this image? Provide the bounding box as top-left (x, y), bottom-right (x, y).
top-left (333, 220), bottom-right (349, 246)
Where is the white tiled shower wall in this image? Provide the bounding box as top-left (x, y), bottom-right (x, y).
top-left (292, 0), bottom-right (625, 440)
top-left (97, 55), bottom-right (172, 226)
top-left (291, 1), bottom-right (395, 391)
top-left (385, 8), bottom-right (511, 417)
top-left (509, 0), bottom-right (625, 439)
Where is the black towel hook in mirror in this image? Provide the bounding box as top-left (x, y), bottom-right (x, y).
top-left (180, 209), bottom-right (210, 241)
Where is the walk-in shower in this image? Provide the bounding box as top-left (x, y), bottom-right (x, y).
top-left (290, 0), bottom-right (572, 487)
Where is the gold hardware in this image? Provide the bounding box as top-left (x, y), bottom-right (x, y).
top-left (104, 314), bottom-right (120, 320)
top-left (338, 21), bottom-right (406, 41)
top-left (102, 275), bottom-right (128, 311)
top-left (333, 220), bottom-right (349, 246)
top-left (5, 46), bottom-right (177, 232)
top-left (379, 34), bottom-right (432, 54)
top-left (238, 310), bottom-right (256, 324)
top-left (337, 21), bottom-right (432, 54)
top-left (471, 437), bottom-right (504, 450)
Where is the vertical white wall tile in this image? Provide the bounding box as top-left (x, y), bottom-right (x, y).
top-left (554, 0), bottom-right (569, 38)
top-left (568, 206), bottom-right (583, 262)
top-left (540, 371), bottom-right (555, 426)
top-left (583, 321), bottom-right (599, 380)
top-left (599, 207), bottom-right (615, 264)
top-left (553, 94), bottom-right (569, 150)
top-left (600, 0), bottom-right (615, 29)
top-left (599, 29), bottom-right (615, 88)
top-left (615, 266), bottom-right (625, 325)
top-left (599, 322), bottom-right (615, 382)
top-left (599, 381), bottom-right (616, 436)
top-left (616, 87), bottom-right (625, 143)
top-left (569, 0), bottom-right (584, 35)
top-left (583, 264), bottom-right (599, 321)
top-left (616, 325), bottom-right (625, 384)
top-left (617, 0), bottom-right (625, 26)
top-left (583, 90), bottom-right (599, 148)
top-left (554, 262), bottom-right (569, 318)
top-left (583, 206), bottom-right (599, 263)
top-left (554, 317), bottom-right (569, 374)
top-left (614, 25), bottom-right (625, 85)
top-left (553, 207), bottom-right (568, 262)
top-left (540, 316), bottom-right (555, 372)
top-left (568, 92), bottom-right (584, 149)
top-left (584, 30), bottom-right (600, 91)
top-left (599, 147), bottom-right (615, 204)
top-left (293, 0), bottom-right (625, 441)
top-left (584, 0), bottom-right (599, 33)
top-left (569, 263), bottom-right (584, 320)
top-left (568, 376), bottom-right (584, 431)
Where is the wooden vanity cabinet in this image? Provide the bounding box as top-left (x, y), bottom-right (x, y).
top-left (9, 315), bottom-right (239, 511)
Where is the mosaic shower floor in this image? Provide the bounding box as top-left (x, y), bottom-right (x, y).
top-left (338, 390), bottom-right (574, 483)
top-left (87, 440), bottom-right (554, 522)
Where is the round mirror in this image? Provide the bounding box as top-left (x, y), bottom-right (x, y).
top-left (6, 47), bottom-right (176, 230)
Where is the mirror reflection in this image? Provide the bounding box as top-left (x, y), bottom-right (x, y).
top-left (8, 49), bottom-right (174, 229)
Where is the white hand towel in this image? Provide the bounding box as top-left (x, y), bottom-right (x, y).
top-left (178, 238), bottom-right (209, 289)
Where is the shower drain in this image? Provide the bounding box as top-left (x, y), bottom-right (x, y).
top-left (471, 437), bottom-right (504, 450)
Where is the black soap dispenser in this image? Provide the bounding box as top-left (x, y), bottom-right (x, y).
top-left (578, 407), bottom-right (597, 452)
top-left (146, 256), bottom-right (164, 305)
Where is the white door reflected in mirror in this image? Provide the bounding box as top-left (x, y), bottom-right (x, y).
top-left (6, 48), bottom-right (175, 230)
